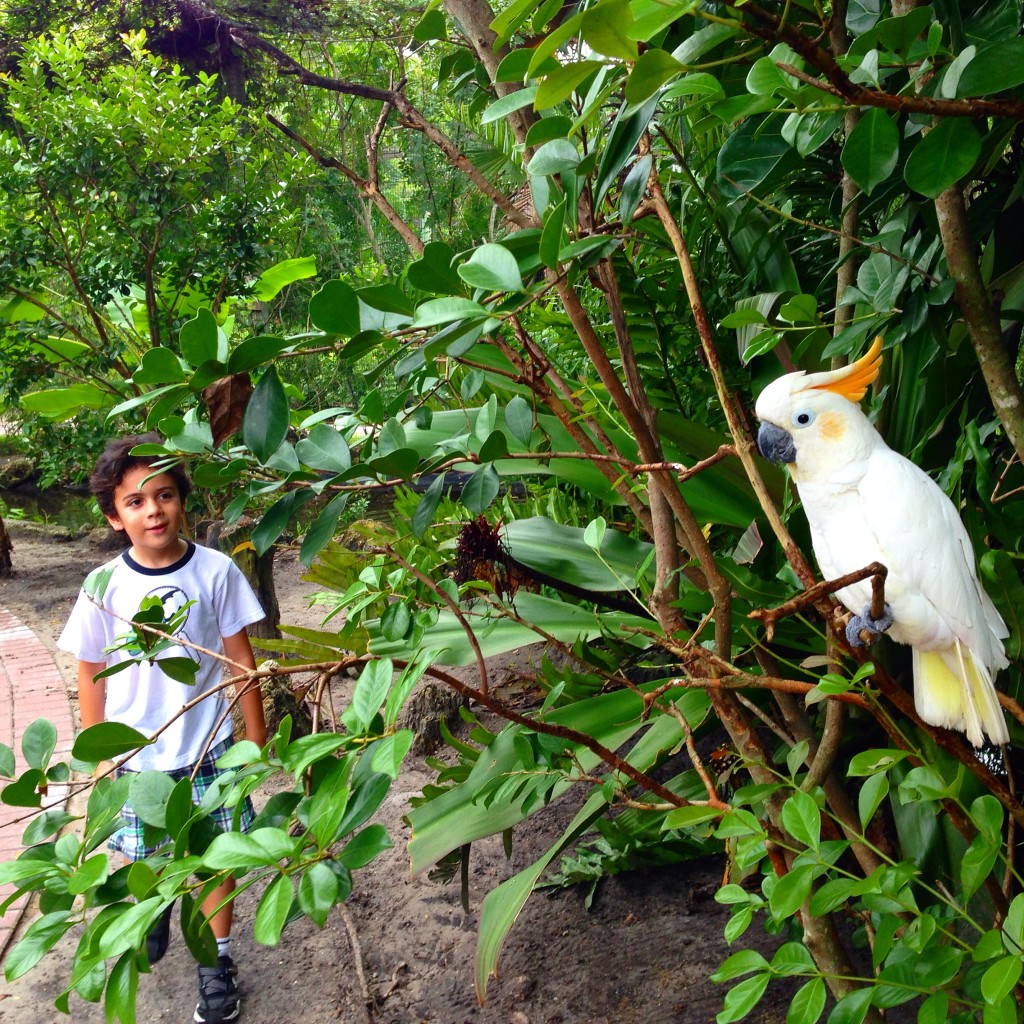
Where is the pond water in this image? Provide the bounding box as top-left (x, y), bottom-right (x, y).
top-left (0, 486), bottom-right (99, 532)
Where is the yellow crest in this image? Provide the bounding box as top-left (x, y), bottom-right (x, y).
top-left (808, 336), bottom-right (883, 403)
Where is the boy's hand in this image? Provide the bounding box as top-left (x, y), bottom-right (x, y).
top-left (246, 724), bottom-right (268, 750)
top-left (93, 759), bottom-right (115, 780)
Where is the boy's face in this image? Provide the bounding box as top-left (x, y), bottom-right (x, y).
top-left (105, 465), bottom-right (185, 566)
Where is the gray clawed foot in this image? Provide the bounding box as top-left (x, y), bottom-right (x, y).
top-left (845, 602), bottom-right (894, 647)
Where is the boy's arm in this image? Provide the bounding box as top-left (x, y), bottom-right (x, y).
top-left (77, 660), bottom-right (109, 777)
top-left (223, 628), bottom-right (267, 749)
top-left (77, 660), bottom-right (107, 730)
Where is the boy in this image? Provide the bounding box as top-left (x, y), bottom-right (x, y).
top-left (58, 433), bottom-right (267, 1024)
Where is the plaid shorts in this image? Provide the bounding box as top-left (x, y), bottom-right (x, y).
top-left (110, 738), bottom-right (256, 861)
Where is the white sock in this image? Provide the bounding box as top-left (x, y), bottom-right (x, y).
top-left (216, 936), bottom-right (231, 959)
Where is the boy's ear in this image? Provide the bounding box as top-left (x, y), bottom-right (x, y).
top-left (105, 514), bottom-right (125, 532)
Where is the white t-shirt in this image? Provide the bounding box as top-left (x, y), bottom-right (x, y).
top-left (58, 541), bottom-right (265, 771)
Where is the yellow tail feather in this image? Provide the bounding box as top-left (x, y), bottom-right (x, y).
top-left (913, 644), bottom-right (1008, 747)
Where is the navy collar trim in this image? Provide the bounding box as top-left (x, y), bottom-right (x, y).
top-left (122, 539), bottom-right (196, 576)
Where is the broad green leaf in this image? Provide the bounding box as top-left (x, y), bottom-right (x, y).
top-left (822, 985), bottom-right (872, 1024)
top-left (781, 789), bottom-right (821, 850)
top-left (982, 955), bottom-right (1022, 1005)
top-left (350, 658), bottom-right (393, 730)
top-left (127, 770), bottom-right (175, 828)
top-left (296, 424), bottom-right (351, 473)
top-left (179, 308), bottom-right (222, 366)
top-left (594, 95), bottom-right (658, 207)
top-left (768, 864), bottom-right (813, 919)
top-left (904, 117), bottom-right (981, 198)
top-left (787, 978), bottom-right (826, 1024)
top-left (412, 297), bottom-right (490, 328)
top-left (22, 718), bottom-right (57, 770)
top-left (407, 242), bottom-right (464, 295)
top-left (369, 731), bottom-right (414, 780)
top-left (132, 347), bottom-right (188, 385)
top-left (461, 465), bottom-right (500, 514)
top-left (72, 722), bottom-right (152, 762)
top-left (580, 0), bottom-right (636, 61)
top-left (4, 911), bottom-right (73, 981)
top-left (242, 366), bottom-right (289, 464)
top-left (0, 742), bottom-right (15, 779)
top-left (251, 256), bottom-right (317, 301)
top-left (718, 114), bottom-right (796, 199)
top-left (300, 492), bottom-right (350, 566)
top-left (457, 244), bottom-right (523, 293)
top-left (717, 973), bottom-right (771, 1023)
top-left (539, 198), bottom-right (567, 270)
top-left (412, 473), bottom-right (446, 538)
top-left (625, 48), bottom-right (683, 105)
top-left (309, 279), bottom-right (361, 336)
top-left (20, 383), bottom-right (112, 420)
top-left (297, 861), bottom-right (338, 928)
top-left (620, 154), bottom-right (651, 224)
top-left (412, 8), bottom-right (447, 42)
top-left (202, 829), bottom-right (297, 870)
top-left (482, 86), bottom-right (538, 125)
top-left (252, 488), bottom-right (315, 556)
top-left (226, 335), bottom-right (297, 375)
top-left (504, 395), bottom-right (533, 445)
top-left (253, 874), bottom-right (293, 946)
top-left (338, 823), bottom-right (393, 869)
top-left (712, 948), bottom-right (770, 981)
top-left (67, 853), bottom-right (109, 895)
top-left (841, 107), bottom-right (899, 195)
top-left (528, 138), bottom-right (582, 177)
top-left (956, 39), bottom-right (1024, 96)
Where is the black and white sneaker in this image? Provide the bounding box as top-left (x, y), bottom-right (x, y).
top-left (194, 955), bottom-right (240, 1023)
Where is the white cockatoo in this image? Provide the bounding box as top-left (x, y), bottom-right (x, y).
top-left (754, 336), bottom-right (1009, 747)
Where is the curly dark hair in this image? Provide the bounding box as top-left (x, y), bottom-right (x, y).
top-left (89, 432), bottom-right (192, 519)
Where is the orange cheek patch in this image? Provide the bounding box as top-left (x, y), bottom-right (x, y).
top-left (818, 411), bottom-right (845, 441)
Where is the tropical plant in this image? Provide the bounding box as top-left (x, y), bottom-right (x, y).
top-left (4, 2), bottom-right (1024, 1023)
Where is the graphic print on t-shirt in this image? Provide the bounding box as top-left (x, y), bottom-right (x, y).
top-left (148, 584), bottom-right (200, 666)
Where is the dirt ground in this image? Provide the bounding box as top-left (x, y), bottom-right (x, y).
top-left (0, 522), bottom-right (793, 1024)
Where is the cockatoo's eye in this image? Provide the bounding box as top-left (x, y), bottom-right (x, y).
top-left (792, 409), bottom-right (815, 428)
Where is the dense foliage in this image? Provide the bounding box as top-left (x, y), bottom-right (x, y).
top-left (3, 2), bottom-right (1024, 1022)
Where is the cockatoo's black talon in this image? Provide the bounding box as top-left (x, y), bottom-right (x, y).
top-left (845, 602), bottom-right (894, 647)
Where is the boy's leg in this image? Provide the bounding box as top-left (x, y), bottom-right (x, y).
top-left (195, 877), bottom-right (240, 1023)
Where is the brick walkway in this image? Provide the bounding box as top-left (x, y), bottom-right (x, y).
top-left (0, 607), bottom-right (75, 955)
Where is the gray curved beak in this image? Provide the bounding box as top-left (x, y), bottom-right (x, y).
top-left (757, 422), bottom-right (796, 464)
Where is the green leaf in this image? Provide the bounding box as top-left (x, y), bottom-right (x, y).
top-left (179, 308), bottom-right (223, 366)
top-left (412, 8), bottom-right (447, 42)
top-left (104, 950), bottom-right (138, 1024)
top-left (297, 861), bottom-right (338, 928)
top-left (482, 86), bottom-right (538, 125)
top-left (309, 279), bottom-right (361, 336)
top-left (72, 722), bottom-right (151, 762)
top-left (227, 335), bottom-right (297, 376)
top-left (407, 242), bottom-right (464, 295)
top-left (68, 853), bottom-right (109, 895)
top-left (595, 95), bottom-right (658, 207)
top-left (0, 742), bottom-right (15, 779)
top-left (412, 473), bottom-right (446, 538)
top-left (787, 978), bottom-right (826, 1024)
top-left (242, 366), bottom-right (289, 464)
top-left (982, 956), bottom-right (1022, 1005)
top-left (20, 383), bottom-right (112, 420)
top-left (478, 430), bottom-right (509, 463)
top-left (505, 395), bottom-right (533, 445)
top-left (22, 718), bottom-right (57, 770)
top-left (824, 986), bottom-right (872, 1024)
top-left (461, 465), bottom-right (500, 514)
top-left (350, 658), bottom-right (393, 730)
top-left (620, 154), bottom-right (651, 224)
top-left (380, 600), bottom-right (411, 642)
top-left (457, 244), bottom-right (524, 293)
top-left (904, 117), bottom-right (981, 199)
top-left (338, 823), bottom-right (392, 869)
top-left (300, 492), bottom-right (349, 566)
top-left (841, 107), bottom-right (899, 196)
top-left (202, 828), bottom-right (297, 870)
top-left (781, 789), bottom-right (821, 850)
top-left (4, 911), bottom-right (72, 981)
top-left (412, 297), bottom-right (490, 328)
top-left (580, 0), bottom-right (637, 61)
top-left (847, 749), bottom-right (909, 776)
top-left (369, 731), bottom-right (414, 780)
top-left (23, 809), bottom-right (76, 846)
top-left (251, 256), bottom-right (317, 301)
top-left (717, 973), bottom-right (771, 1024)
top-left (956, 40), bottom-right (1024, 97)
top-left (132, 347), bottom-right (188, 385)
top-left (768, 864), bottom-right (813, 919)
top-left (539, 198), bottom-right (567, 270)
top-left (155, 656), bottom-right (198, 684)
top-left (127, 770), bottom-right (175, 829)
top-left (858, 772), bottom-right (888, 830)
top-left (718, 114), bottom-right (796, 199)
top-left (296, 424), bottom-right (351, 473)
top-left (253, 874), bottom-right (293, 946)
top-left (712, 948), bottom-right (770, 982)
top-left (625, 49), bottom-right (683, 105)
top-left (528, 138), bottom-right (582, 177)
top-left (252, 488), bottom-right (315, 556)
